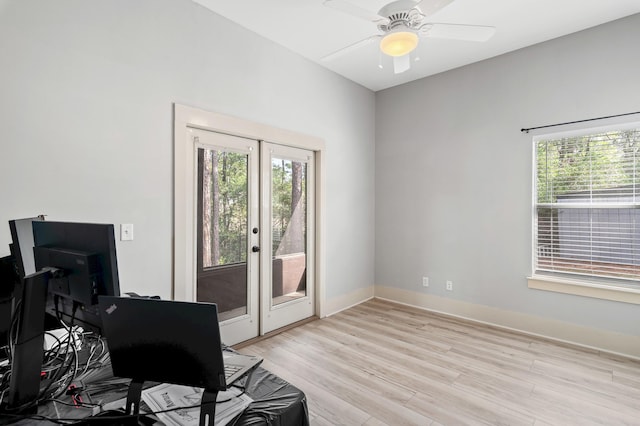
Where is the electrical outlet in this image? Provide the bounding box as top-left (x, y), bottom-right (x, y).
top-left (446, 280), bottom-right (453, 291)
top-left (422, 277), bottom-right (429, 287)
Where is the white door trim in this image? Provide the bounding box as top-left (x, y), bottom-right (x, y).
top-left (173, 104), bottom-right (327, 321)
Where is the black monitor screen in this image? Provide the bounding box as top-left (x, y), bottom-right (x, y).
top-left (32, 221), bottom-right (121, 333)
top-left (98, 296), bottom-right (226, 391)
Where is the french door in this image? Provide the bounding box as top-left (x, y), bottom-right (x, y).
top-left (192, 129), bottom-right (314, 345)
top-left (194, 130), bottom-right (259, 344)
top-left (260, 143), bottom-right (315, 334)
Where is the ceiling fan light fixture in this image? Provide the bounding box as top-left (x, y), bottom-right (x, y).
top-left (380, 31), bottom-right (418, 57)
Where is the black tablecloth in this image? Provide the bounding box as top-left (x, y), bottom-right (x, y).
top-left (1, 366), bottom-right (309, 425)
top-left (235, 367), bottom-right (309, 425)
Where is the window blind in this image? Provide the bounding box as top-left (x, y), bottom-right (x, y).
top-left (534, 127), bottom-right (640, 283)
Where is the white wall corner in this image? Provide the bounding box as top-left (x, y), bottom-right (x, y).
top-left (374, 285), bottom-right (640, 360)
top-left (324, 286), bottom-right (375, 318)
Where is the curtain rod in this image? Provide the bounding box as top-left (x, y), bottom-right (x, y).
top-left (520, 111), bottom-right (640, 133)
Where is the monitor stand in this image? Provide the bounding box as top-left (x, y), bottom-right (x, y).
top-left (125, 380), bottom-right (144, 416)
top-left (125, 381), bottom-right (218, 426)
top-left (200, 389), bottom-right (218, 426)
top-left (6, 269), bottom-right (51, 412)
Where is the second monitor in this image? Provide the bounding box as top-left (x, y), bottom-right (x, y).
top-left (32, 220), bottom-right (121, 333)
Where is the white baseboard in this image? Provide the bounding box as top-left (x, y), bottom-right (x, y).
top-left (374, 285), bottom-right (640, 360)
top-left (323, 286), bottom-right (374, 318)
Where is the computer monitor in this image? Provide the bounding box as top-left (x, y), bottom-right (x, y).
top-left (0, 255), bottom-right (18, 352)
top-left (4, 220), bottom-right (121, 412)
top-left (9, 217), bottom-right (43, 278)
top-left (7, 217), bottom-right (44, 314)
top-left (98, 296), bottom-right (261, 426)
top-left (32, 221), bottom-right (121, 333)
top-left (2, 217), bottom-right (44, 360)
top-left (100, 297), bottom-right (226, 390)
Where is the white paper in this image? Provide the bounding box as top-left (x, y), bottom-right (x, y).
top-left (141, 383), bottom-right (252, 426)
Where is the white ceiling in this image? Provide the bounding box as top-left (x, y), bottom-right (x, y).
top-left (192, 0), bottom-right (640, 92)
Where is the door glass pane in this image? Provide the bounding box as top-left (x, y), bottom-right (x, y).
top-left (271, 158), bottom-right (307, 306)
top-left (197, 148), bottom-right (249, 321)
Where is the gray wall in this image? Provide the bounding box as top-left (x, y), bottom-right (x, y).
top-left (375, 13), bottom-right (640, 336)
top-left (0, 0), bottom-right (376, 300)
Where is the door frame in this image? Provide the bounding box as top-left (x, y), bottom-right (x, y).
top-left (173, 103), bottom-right (327, 323)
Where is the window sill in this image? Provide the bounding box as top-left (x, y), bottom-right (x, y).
top-left (527, 275), bottom-right (640, 305)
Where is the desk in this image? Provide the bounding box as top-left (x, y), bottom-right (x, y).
top-left (2, 366), bottom-right (309, 425)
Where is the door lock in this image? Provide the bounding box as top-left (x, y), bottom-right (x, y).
top-left (252, 246), bottom-right (260, 253)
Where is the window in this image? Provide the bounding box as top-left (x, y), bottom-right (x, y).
top-left (197, 148), bottom-right (249, 269)
top-left (533, 125), bottom-right (640, 286)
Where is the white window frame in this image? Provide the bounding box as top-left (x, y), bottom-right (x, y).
top-left (528, 121), bottom-right (640, 305)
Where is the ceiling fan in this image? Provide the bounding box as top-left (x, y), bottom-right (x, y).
top-left (322, 0), bottom-right (496, 74)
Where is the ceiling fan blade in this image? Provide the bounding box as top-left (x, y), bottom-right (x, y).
top-left (323, 0), bottom-right (389, 25)
top-left (321, 35), bottom-right (381, 62)
top-left (422, 23), bottom-right (496, 41)
top-left (415, 0), bottom-right (455, 17)
top-left (393, 55), bottom-right (411, 74)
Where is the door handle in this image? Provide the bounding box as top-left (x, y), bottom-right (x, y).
top-left (252, 246), bottom-right (260, 253)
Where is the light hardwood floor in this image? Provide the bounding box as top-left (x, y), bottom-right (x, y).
top-left (240, 298), bottom-right (640, 425)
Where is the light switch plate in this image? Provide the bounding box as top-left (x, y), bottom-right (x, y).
top-left (121, 223), bottom-right (134, 241)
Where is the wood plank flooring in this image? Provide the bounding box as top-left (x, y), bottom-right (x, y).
top-left (240, 298), bottom-right (640, 425)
